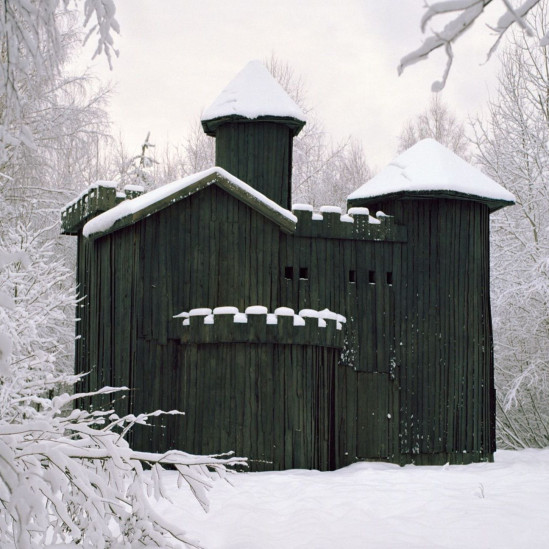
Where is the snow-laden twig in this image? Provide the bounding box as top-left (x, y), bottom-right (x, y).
top-left (1, 248), bottom-right (246, 547)
top-left (399, 0), bottom-right (543, 89)
top-left (0, 383), bottom-right (246, 548)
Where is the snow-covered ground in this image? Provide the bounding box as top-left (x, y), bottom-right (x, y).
top-left (158, 448), bottom-right (549, 548)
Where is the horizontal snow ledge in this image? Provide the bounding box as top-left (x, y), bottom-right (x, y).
top-left (292, 204), bottom-right (385, 225)
top-left (63, 180), bottom-right (118, 210)
top-left (174, 306), bottom-right (346, 330)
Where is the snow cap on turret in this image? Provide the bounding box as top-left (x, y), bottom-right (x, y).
top-left (201, 60), bottom-right (306, 136)
top-left (347, 138), bottom-right (515, 213)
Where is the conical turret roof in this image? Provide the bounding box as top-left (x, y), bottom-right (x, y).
top-left (347, 138), bottom-right (515, 213)
top-left (201, 60), bottom-right (306, 136)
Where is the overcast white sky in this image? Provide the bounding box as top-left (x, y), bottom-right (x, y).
top-left (78, 0), bottom-right (510, 170)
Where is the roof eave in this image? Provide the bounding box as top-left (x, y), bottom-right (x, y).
top-left (347, 190), bottom-right (515, 214)
top-left (201, 114), bottom-right (306, 137)
top-left (85, 171), bottom-right (296, 241)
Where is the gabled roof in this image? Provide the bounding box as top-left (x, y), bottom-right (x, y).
top-left (201, 60), bottom-right (306, 136)
top-left (347, 138), bottom-right (515, 213)
top-left (82, 167), bottom-right (297, 239)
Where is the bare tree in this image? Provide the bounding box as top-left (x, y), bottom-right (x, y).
top-left (145, 57), bottom-right (373, 209)
top-left (397, 95), bottom-right (471, 160)
top-left (472, 3), bottom-right (549, 448)
top-left (265, 56), bottom-right (372, 209)
top-left (0, 1), bottom-right (119, 166)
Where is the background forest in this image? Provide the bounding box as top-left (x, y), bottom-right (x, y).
top-left (0, 0), bottom-right (548, 547)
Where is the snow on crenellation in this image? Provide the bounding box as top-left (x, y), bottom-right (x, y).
top-left (291, 203), bottom-right (314, 212)
top-left (188, 308), bottom-right (212, 317)
top-left (123, 184), bottom-right (144, 192)
top-left (292, 204), bottom-right (387, 225)
top-left (319, 205), bottom-right (342, 214)
top-left (347, 207), bottom-right (369, 216)
top-left (82, 167), bottom-right (297, 238)
top-left (201, 60), bottom-right (306, 123)
top-left (63, 180), bottom-right (118, 210)
top-left (213, 306), bottom-right (239, 315)
top-left (175, 306), bottom-right (346, 330)
top-left (347, 138), bottom-right (516, 203)
top-left (245, 305), bottom-right (268, 315)
top-left (274, 306), bottom-right (294, 317)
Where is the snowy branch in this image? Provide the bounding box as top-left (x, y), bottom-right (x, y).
top-left (399, 0), bottom-right (543, 90)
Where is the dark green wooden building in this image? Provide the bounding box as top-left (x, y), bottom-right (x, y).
top-left (61, 61), bottom-right (514, 470)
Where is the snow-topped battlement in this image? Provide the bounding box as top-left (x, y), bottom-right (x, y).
top-left (61, 182), bottom-right (144, 235)
top-left (174, 306), bottom-right (345, 348)
top-left (291, 205), bottom-right (406, 242)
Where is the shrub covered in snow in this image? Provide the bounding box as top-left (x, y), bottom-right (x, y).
top-left (0, 251), bottom-right (245, 548)
top-left (0, 383), bottom-right (245, 548)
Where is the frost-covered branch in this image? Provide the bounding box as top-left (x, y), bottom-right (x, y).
top-left (399, 0), bottom-right (543, 90)
top-left (0, 1), bottom-right (119, 166)
top-left (0, 385), bottom-right (245, 548)
top-left (0, 249), bottom-right (247, 547)
top-left (472, 5), bottom-right (549, 448)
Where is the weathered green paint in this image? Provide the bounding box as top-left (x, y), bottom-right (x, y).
top-left (213, 121), bottom-right (295, 209)
top-left (64, 116), bottom-right (499, 470)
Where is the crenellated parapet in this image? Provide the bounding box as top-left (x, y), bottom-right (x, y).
top-left (291, 204), bottom-right (407, 242)
top-left (61, 182), bottom-right (144, 235)
top-left (174, 306), bottom-right (346, 348)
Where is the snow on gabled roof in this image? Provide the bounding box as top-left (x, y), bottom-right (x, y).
top-left (347, 139), bottom-right (515, 213)
top-left (82, 167), bottom-right (297, 239)
top-left (201, 60), bottom-right (306, 136)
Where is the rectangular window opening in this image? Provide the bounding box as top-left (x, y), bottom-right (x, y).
top-left (386, 272), bottom-right (393, 286)
top-left (368, 270), bottom-right (376, 284)
top-left (349, 270), bottom-right (357, 283)
top-left (299, 267), bottom-right (309, 280)
top-left (284, 266), bottom-right (294, 280)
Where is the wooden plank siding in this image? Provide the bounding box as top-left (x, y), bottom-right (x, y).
top-left (70, 180), bottom-right (495, 469)
top-left (215, 122), bottom-right (294, 210)
top-left (359, 198), bottom-right (495, 464)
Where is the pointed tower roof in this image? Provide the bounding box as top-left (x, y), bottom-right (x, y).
top-left (201, 60), bottom-right (306, 136)
top-left (347, 138), bottom-right (515, 213)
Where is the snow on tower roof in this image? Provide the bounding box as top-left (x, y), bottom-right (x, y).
top-left (201, 60), bottom-right (306, 136)
top-left (347, 139), bottom-right (515, 213)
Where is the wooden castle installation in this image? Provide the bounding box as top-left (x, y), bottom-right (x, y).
top-left (61, 61), bottom-right (515, 470)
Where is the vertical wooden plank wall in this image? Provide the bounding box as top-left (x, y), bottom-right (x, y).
top-left (72, 184), bottom-right (494, 468)
top-left (362, 198), bottom-right (495, 464)
top-left (163, 329), bottom-right (341, 472)
top-left (76, 189), bottom-right (405, 466)
top-left (215, 122), bottom-right (293, 209)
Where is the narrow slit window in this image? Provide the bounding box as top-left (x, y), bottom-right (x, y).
top-left (386, 272), bottom-right (393, 286)
top-left (368, 270), bottom-right (376, 284)
top-left (299, 267), bottom-right (309, 280)
top-left (284, 266), bottom-right (294, 280)
top-left (349, 270), bottom-right (356, 283)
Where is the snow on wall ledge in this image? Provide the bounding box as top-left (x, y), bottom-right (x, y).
top-left (175, 306), bottom-right (346, 329)
top-left (82, 167), bottom-right (297, 238)
top-left (174, 306), bottom-right (346, 348)
top-left (347, 138), bottom-right (515, 208)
